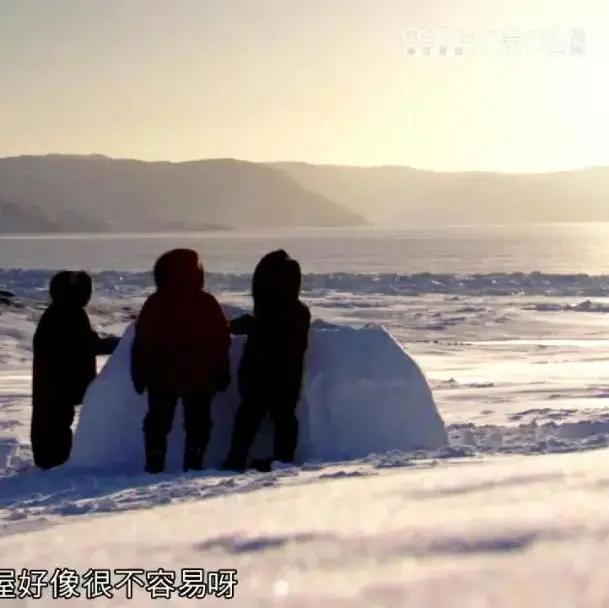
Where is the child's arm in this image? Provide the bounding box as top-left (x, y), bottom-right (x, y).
top-left (130, 298), bottom-right (155, 395)
top-left (296, 304), bottom-right (311, 356)
top-left (130, 332), bottom-right (146, 395)
top-left (93, 333), bottom-right (120, 355)
top-left (208, 296), bottom-right (232, 391)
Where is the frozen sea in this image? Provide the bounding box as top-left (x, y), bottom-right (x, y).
top-left (2, 223), bottom-right (609, 605)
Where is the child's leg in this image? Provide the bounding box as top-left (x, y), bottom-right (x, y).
top-left (270, 394), bottom-right (299, 464)
top-left (224, 395), bottom-right (266, 470)
top-left (182, 392), bottom-right (214, 471)
top-left (143, 391), bottom-right (178, 473)
top-left (31, 410), bottom-right (54, 469)
top-left (54, 405), bottom-right (76, 466)
top-left (31, 403), bottom-right (75, 469)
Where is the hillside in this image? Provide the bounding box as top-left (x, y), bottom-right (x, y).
top-left (0, 199), bottom-right (104, 233)
top-left (0, 155), bottom-right (364, 232)
top-left (273, 162), bottom-right (609, 225)
top-left (5, 155), bottom-right (609, 231)
top-left (0, 200), bottom-right (55, 233)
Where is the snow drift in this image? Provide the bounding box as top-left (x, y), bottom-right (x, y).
top-left (70, 323), bottom-right (447, 472)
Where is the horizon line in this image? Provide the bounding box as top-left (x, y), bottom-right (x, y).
top-left (0, 152), bottom-right (605, 177)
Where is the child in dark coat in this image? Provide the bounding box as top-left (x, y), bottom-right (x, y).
top-left (223, 250), bottom-right (310, 471)
top-left (31, 271), bottom-right (118, 470)
top-left (131, 249), bottom-right (231, 473)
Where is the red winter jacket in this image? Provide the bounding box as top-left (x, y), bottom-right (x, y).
top-left (131, 250), bottom-right (230, 395)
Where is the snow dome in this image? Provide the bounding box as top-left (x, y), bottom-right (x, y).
top-left (70, 323), bottom-right (447, 472)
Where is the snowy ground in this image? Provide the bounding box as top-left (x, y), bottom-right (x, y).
top-left (1, 269), bottom-right (609, 604)
top-left (4, 448), bottom-right (609, 606)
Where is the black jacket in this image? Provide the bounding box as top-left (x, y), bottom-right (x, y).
top-left (232, 302), bottom-right (310, 399)
top-left (232, 250), bottom-right (310, 399)
top-left (33, 304), bottom-right (117, 409)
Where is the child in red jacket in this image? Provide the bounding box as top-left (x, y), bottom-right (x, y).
top-left (131, 249), bottom-right (230, 473)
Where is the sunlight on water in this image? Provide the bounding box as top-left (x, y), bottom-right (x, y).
top-left (1, 223), bottom-right (609, 274)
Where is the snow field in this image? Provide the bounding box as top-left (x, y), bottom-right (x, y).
top-left (1, 448), bottom-right (609, 606)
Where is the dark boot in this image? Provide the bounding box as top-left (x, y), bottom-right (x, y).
top-left (273, 411), bottom-right (299, 464)
top-left (31, 405), bottom-right (75, 470)
top-left (143, 392), bottom-right (177, 474)
top-left (144, 431), bottom-right (167, 474)
top-left (183, 447), bottom-right (204, 472)
top-left (224, 398), bottom-right (264, 471)
top-left (145, 448), bottom-right (166, 474)
top-left (250, 457), bottom-right (273, 473)
top-left (182, 392), bottom-right (214, 472)
top-left (220, 456), bottom-right (248, 472)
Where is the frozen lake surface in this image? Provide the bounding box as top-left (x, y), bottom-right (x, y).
top-left (1, 224), bottom-right (609, 604)
top-left (3, 222), bottom-right (609, 273)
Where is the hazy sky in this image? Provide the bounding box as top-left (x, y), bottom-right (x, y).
top-left (2, 0), bottom-right (609, 172)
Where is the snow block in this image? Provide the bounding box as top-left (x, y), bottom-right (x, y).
top-left (70, 324), bottom-right (447, 472)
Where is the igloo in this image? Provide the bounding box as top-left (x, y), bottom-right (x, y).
top-left (70, 323), bottom-right (447, 472)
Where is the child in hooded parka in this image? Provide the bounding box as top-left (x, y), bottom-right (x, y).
top-left (32, 271), bottom-right (118, 470)
top-left (224, 250), bottom-right (310, 471)
top-left (131, 249), bottom-right (230, 473)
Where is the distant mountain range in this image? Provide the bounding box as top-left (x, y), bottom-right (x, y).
top-left (1, 154), bottom-right (609, 233)
top-left (0, 155), bottom-right (363, 233)
top-left (274, 162), bottom-right (609, 224)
